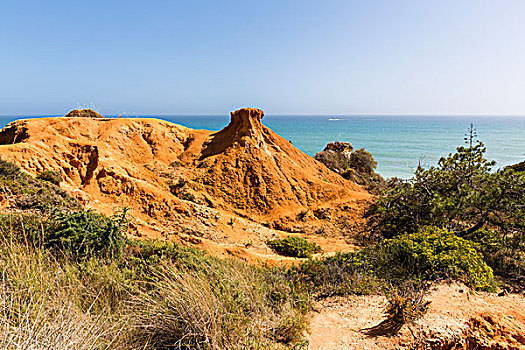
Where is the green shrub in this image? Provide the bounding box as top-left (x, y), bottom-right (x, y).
top-left (44, 209), bottom-right (128, 260)
top-left (37, 170), bottom-right (63, 185)
top-left (0, 209), bottom-right (128, 261)
top-left (367, 139), bottom-right (525, 241)
top-left (470, 228), bottom-right (525, 288)
top-left (267, 236), bottom-right (322, 258)
top-left (380, 226), bottom-right (494, 290)
top-left (366, 133), bottom-right (525, 288)
top-left (348, 148), bottom-right (377, 174)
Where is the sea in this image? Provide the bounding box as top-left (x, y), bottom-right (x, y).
top-left (1, 115), bottom-right (524, 179)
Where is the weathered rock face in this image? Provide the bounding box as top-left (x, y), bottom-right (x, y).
top-left (194, 109), bottom-right (367, 221)
top-left (0, 108), bottom-right (371, 262)
top-left (315, 142), bottom-right (354, 174)
top-left (0, 121), bottom-right (29, 144)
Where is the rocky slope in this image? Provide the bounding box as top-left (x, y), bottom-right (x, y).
top-left (0, 108), bottom-right (371, 262)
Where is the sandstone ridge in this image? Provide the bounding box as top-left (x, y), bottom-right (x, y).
top-left (0, 108), bottom-right (371, 262)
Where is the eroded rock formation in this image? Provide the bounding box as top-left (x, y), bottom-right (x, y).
top-left (0, 108), bottom-right (371, 262)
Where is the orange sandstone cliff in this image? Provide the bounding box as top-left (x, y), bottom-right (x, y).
top-left (0, 108), bottom-right (371, 262)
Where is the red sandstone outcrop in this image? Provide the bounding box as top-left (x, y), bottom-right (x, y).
top-left (0, 108), bottom-right (371, 262)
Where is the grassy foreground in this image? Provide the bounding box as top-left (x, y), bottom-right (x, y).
top-left (0, 213), bottom-right (309, 350)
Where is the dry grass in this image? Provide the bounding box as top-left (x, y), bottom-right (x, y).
top-left (0, 216), bottom-right (309, 350)
top-left (0, 239), bottom-right (127, 349)
top-left (127, 259), bottom-right (308, 349)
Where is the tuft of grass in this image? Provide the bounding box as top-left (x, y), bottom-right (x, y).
top-left (0, 236), bottom-right (128, 349)
top-left (126, 239), bottom-right (310, 349)
top-left (384, 282), bottom-right (431, 327)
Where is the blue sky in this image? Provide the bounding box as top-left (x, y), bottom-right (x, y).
top-left (1, 0), bottom-right (525, 116)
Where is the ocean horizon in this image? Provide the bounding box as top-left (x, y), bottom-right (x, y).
top-left (1, 114), bottom-right (524, 179)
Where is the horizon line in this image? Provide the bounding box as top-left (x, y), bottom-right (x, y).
top-left (2, 113), bottom-right (525, 118)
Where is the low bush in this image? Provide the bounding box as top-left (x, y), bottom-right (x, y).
top-left (36, 170), bottom-right (63, 185)
top-left (0, 209), bottom-right (128, 261)
top-left (45, 209), bottom-right (129, 260)
top-left (348, 148), bottom-right (377, 174)
top-left (288, 251), bottom-right (380, 297)
top-left (380, 226), bottom-right (494, 290)
top-left (289, 226), bottom-right (495, 299)
top-left (267, 236), bottom-right (322, 258)
top-left (470, 228), bottom-right (525, 289)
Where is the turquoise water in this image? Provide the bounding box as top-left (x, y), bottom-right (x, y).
top-left (1, 115), bottom-right (524, 179)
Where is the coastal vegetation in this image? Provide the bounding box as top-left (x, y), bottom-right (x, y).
top-left (0, 163), bottom-right (309, 349)
top-left (367, 138), bottom-right (525, 288)
top-left (0, 121), bottom-right (523, 348)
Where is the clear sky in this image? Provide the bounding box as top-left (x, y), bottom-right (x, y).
top-left (1, 0), bottom-right (525, 116)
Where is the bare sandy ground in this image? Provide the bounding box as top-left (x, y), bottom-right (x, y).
top-left (306, 282), bottom-right (525, 349)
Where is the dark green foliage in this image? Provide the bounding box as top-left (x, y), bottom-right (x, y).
top-left (348, 148), bottom-right (377, 174)
top-left (0, 209), bottom-right (128, 261)
top-left (0, 161), bottom-right (122, 260)
top-left (36, 170), bottom-right (63, 185)
top-left (470, 228), bottom-right (525, 289)
top-left (45, 209), bottom-right (128, 260)
top-left (267, 236), bottom-right (322, 258)
top-left (507, 160), bottom-right (525, 172)
top-left (380, 226), bottom-right (494, 290)
top-left (368, 141), bottom-right (524, 239)
top-left (366, 135), bottom-right (525, 287)
top-left (343, 148), bottom-right (385, 193)
top-left (0, 159), bottom-right (81, 211)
